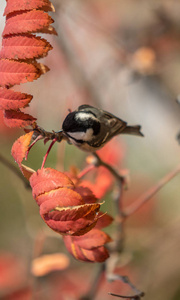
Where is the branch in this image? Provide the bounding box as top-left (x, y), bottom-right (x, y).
top-left (92, 152), bottom-right (126, 250)
top-left (92, 153), bottom-right (125, 184)
top-left (92, 153), bottom-right (137, 297)
top-left (124, 164), bottom-right (180, 217)
top-left (109, 293), bottom-right (142, 299)
top-left (0, 153), bottom-right (30, 189)
top-left (107, 274), bottom-right (144, 299)
top-left (78, 164), bottom-right (96, 179)
top-left (92, 153), bottom-right (180, 220)
top-left (80, 264), bottom-right (105, 300)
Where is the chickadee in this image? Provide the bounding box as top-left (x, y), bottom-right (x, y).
top-left (62, 104), bottom-right (144, 152)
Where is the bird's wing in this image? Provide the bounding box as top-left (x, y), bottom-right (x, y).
top-left (102, 111), bottom-right (127, 137)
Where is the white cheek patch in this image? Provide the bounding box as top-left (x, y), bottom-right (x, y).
top-left (67, 128), bottom-right (94, 141)
top-left (75, 112), bottom-right (96, 121)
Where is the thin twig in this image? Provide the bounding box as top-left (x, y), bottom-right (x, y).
top-left (92, 153), bottom-right (141, 296)
top-left (124, 164), bottom-right (180, 217)
top-left (90, 153), bottom-right (143, 298)
top-left (80, 264), bottom-right (105, 300)
top-left (93, 152), bottom-right (126, 251)
top-left (78, 164), bottom-right (96, 179)
top-left (41, 138), bottom-right (57, 169)
top-left (107, 274), bottom-right (144, 299)
top-left (25, 135), bottom-right (43, 160)
top-left (0, 153), bottom-right (30, 189)
top-left (92, 153), bottom-right (124, 183)
top-left (109, 292), bottom-right (141, 299)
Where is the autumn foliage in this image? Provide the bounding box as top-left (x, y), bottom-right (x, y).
top-left (11, 129), bottom-right (116, 261)
top-left (0, 0), bottom-right (116, 263)
top-left (0, 0), bottom-right (55, 127)
top-left (1, 1), bottom-right (180, 299)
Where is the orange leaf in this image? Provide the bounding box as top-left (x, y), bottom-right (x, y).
top-left (0, 35), bottom-right (53, 60)
top-left (4, 110), bottom-right (36, 128)
top-left (0, 59), bottom-right (42, 87)
top-left (31, 253), bottom-right (69, 277)
top-left (37, 188), bottom-right (84, 210)
top-left (72, 228), bottom-right (112, 250)
top-left (21, 164), bottom-right (35, 180)
top-left (95, 212), bottom-right (114, 229)
top-left (94, 168), bottom-right (114, 199)
top-left (0, 88), bottom-right (32, 110)
top-left (0, 253), bottom-right (28, 291)
top-left (74, 186), bottom-right (97, 204)
top-left (54, 203), bottom-right (100, 223)
top-left (30, 168), bottom-right (74, 199)
top-left (79, 246), bottom-right (109, 262)
top-left (37, 192), bottom-right (99, 235)
top-left (3, 10), bottom-right (54, 36)
top-left (79, 168), bottom-right (113, 200)
top-left (30, 168), bottom-right (102, 236)
top-left (4, 0), bottom-right (55, 16)
top-left (63, 235), bottom-right (110, 262)
top-left (97, 139), bottom-right (125, 165)
top-left (11, 131), bottom-right (34, 166)
top-left (34, 62), bottom-right (49, 75)
top-left (44, 214), bottom-right (98, 236)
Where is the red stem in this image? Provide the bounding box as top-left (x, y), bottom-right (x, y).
top-left (25, 135), bottom-right (43, 160)
top-left (41, 138), bottom-right (57, 169)
top-left (78, 164), bottom-right (96, 179)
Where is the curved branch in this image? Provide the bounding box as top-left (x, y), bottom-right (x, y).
top-left (0, 153), bottom-right (30, 188)
top-left (124, 164), bottom-right (180, 217)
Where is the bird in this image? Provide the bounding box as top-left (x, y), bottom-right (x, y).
top-left (62, 104), bottom-right (144, 152)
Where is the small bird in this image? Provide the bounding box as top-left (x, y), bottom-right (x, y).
top-left (62, 104), bottom-right (144, 152)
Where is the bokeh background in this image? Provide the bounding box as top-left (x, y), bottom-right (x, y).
top-left (0, 1), bottom-right (180, 299)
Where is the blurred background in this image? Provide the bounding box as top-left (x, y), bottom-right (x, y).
top-left (0, 0), bottom-right (180, 299)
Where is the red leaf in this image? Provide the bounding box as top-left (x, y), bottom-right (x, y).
top-left (79, 168), bottom-right (113, 200)
top-left (2, 287), bottom-right (32, 300)
top-left (41, 202), bottom-right (100, 223)
top-left (80, 141), bottom-right (125, 200)
top-left (38, 190), bottom-right (84, 210)
top-left (4, 0), bottom-right (55, 16)
top-left (44, 215), bottom-right (98, 236)
top-left (97, 139), bottom-right (125, 165)
top-left (0, 253), bottom-right (29, 292)
top-left (63, 235), bottom-right (110, 262)
top-left (30, 168), bottom-right (102, 236)
top-left (3, 10), bottom-right (54, 36)
top-left (79, 246), bottom-right (109, 262)
top-left (74, 186), bottom-right (97, 204)
top-left (21, 164), bottom-right (35, 180)
top-left (0, 35), bottom-right (53, 60)
top-left (4, 110), bottom-right (36, 128)
top-left (95, 213), bottom-right (114, 229)
top-left (0, 88), bottom-right (32, 110)
top-left (94, 168), bottom-right (114, 199)
top-left (72, 229), bottom-right (112, 250)
top-left (0, 59), bottom-right (42, 87)
top-left (11, 131), bottom-right (34, 166)
top-left (38, 188), bottom-right (84, 211)
top-left (0, 110), bottom-right (17, 135)
top-left (30, 168), bottom-right (74, 199)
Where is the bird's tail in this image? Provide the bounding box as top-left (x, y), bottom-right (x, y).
top-left (122, 125), bottom-right (144, 137)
